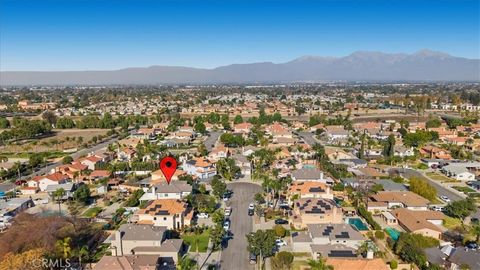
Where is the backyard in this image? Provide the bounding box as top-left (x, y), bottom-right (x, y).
top-left (182, 229), bottom-right (211, 253)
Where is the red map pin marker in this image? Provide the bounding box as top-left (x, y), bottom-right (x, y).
top-left (160, 156), bottom-right (177, 185)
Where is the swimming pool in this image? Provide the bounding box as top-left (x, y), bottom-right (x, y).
top-left (385, 227), bottom-right (401, 241)
top-left (303, 164), bottom-right (316, 169)
top-left (348, 218), bottom-right (369, 231)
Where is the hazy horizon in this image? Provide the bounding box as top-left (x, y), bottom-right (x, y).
top-left (1, 0), bottom-right (479, 71)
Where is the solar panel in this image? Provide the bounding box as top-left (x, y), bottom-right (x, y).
top-left (329, 250), bottom-right (356, 257)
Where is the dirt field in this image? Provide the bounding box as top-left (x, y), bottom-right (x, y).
top-left (0, 129), bottom-right (109, 154)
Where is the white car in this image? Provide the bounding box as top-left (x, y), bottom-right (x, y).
top-left (275, 239), bottom-right (287, 247)
top-left (248, 203), bottom-right (255, 210)
top-left (225, 207), bottom-right (232, 216)
top-left (440, 196), bottom-right (451, 203)
top-left (223, 220), bottom-right (230, 231)
top-left (197, 213), bottom-right (209, 219)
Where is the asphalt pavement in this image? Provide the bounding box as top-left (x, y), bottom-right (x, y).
top-left (205, 131), bottom-right (222, 152)
top-left (394, 168), bottom-right (465, 202)
top-left (221, 182), bottom-right (262, 270)
top-left (297, 131), bottom-right (320, 146)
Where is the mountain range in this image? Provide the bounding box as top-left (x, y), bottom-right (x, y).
top-left (1, 50), bottom-right (479, 85)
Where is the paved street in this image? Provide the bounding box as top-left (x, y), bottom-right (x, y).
top-left (394, 168), bottom-right (466, 202)
top-left (297, 131), bottom-right (319, 146)
top-left (221, 182), bottom-right (262, 270)
top-left (205, 131), bottom-right (222, 152)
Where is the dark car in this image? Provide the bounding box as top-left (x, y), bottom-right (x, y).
top-left (274, 218), bottom-right (288, 225)
top-left (248, 209), bottom-right (254, 216)
top-left (249, 253), bottom-right (257, 264)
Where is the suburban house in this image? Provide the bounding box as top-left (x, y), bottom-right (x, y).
top-left (208, 144), bottom-right (230, 161)
top-left (135, 199), bottom-right (192, 229)
top-left (0, 197), bottom-right (34, 220)
top-left (140, 181), bottom-right (192, 201)
top-left (288, 181), bottom-right (333, 201)
top-left (117, 148), bottom-right (137, 162)
top-left (441, 162), bottom-right (480, 181)
top-left (28, 172), bottom-right (70, 191)
top-left (326, 258), bottom-right (389, 270)
top-left (420, 146), bottom-right (452, 160)
top-left (182, 158), bottom-right (216, 180)
top-left (234, 122), bottom-right (253, 134)
top-left (77, 155), bottom-right (105, 170)
top-left (367, 191), bottom-right (430, 212)
top-left (93, 255), bottom-right (162, 270)
top-left (290, 198), bottom-right (343, 228)
top-left (291, 223), bottom-right (364, 259)
top-left (231, 154), bottom-right (251, 176)
top-left (151, 169), bottom-right (186, 183)
top-left (291, 168), bottom-right (333, 184)
top-left (45, 182), bottom-right (76, 200)
top-left (108, 224), bottom-right (184, 263)
top-left (391, 208), bottom-right (446, 240)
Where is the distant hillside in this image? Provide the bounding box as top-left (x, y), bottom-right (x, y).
top-left (1, 50), bottom-right (479, 85)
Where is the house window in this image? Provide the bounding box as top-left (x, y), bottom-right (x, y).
top-left (154, 217), bottom-right (157, 220)
top-left (163, 217), bottom-right (167, 221)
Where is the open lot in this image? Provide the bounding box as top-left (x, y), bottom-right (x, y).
top-left (0, 129), bottom-right (109, 155)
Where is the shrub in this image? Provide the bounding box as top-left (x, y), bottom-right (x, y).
top-left (375, 230), bottom-right (385, 240)
top-left (357, 206), bottom-right (381, 230)
top-left (390, 259), bottom-right (398, 269)
top-left (274, 225), bottom-right (286, 238)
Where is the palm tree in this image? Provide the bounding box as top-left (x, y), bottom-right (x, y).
top-left (78, 245), bottom-right (91, 268)
top-left (56, 237), bottom-right (72, 259)
top-left (471, 224), bottom-right (480, 243)
top-left (307, 257), bottom-right (333, 270)
top-left (53, 188), bottom-right (65, 214)
top-left (177, 255), bottom-right (197, 270)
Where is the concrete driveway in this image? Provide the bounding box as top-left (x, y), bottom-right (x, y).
top-left (221, 182), bottom-right (262, 270)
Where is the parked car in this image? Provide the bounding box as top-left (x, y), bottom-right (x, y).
top-left (466, 242), bottom-right (478, 250)
top-left (197, 213), bottom-right (209, 219)
top-left (275, 239), bottom-right (287, 247)
top-left (248, 209), bottom-right (254, 216)
top-left (249, 253), bottom-right (257, 264)
top-left (274, 219), bottom-right (288, 225)
top-left (223, 220), bottom-right (230, 231)
top-left (225, 207), bottom-right (232, 216)
top-left (440, 196), bottom-right (451, 203)
top-left (248, 203), bottom-right (255, 210)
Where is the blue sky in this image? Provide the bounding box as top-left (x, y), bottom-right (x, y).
top-left (1, 0), bottom-right (479, 71)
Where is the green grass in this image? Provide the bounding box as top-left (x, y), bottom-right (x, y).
top-left (426, 172), bottom-right (457, 183)
top-left (291, 252), bottom-right (312, 257)
top-left (443, 217), bottom-right (462, 230)
top-left (182, 230), bottom-right (210, 252)
top-left (452, 186), bottom-right (476, 194)
top-left (83, 206), bottom-right (103, 218)
top-left (292, 260), bottom-right (309, 270)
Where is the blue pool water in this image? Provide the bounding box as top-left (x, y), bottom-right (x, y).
top-left (303, 164), bottom-right (316, 169)
top-left (385, 227), bottom-right (401, 241)
top-left (348, 218), bottom-right (369, 231)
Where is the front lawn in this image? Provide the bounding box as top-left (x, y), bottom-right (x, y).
top-left (426, 172), bottom-right (457, 183)
top-left (182, 230), bottom-right (210, 252)
top-left (443, 216), bottom-right (462, 230)
top-left (452, 186), bottom-right (476, 194)
top-left (83, 206), bottom-right (103, 218)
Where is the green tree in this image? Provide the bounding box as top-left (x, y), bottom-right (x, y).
top-left (176, 254), bottom-right (197, 270)
top-left (0, 117), bottom-right (10, 128)
top-left (53, 188), bottom-right (65, 214)
top-left (246, 230), bottom-right (277, 268)
top-left (73, 185), bottom-right (91, 204)
top-left (55, 237), bottom-right (72, 259)
top-left (444, 198), bottom-right (476, 219)
top-left (426, 117), bottom-right (442, 128)
top-left (383, 134), bottom-right (395, 158)
top-left (233, 115), bottom-right (244, 124)
top-left (271, 251), bottom-right (294, 270)
top-left (194, 122), bottom-right (206, 135)
top-left (216, 158), bottom-right (240, 181)
top-left (29, 153), bottom-right (44, 168)
top-left (409, 177), bottom-right (437, 201)
top-left (274, 225), bottom-right (286, 238)
top-left (62, 156), bottom-right (74, 164)
top-left (306, 257), bottom-right (333, 270)
top-left (211, 176), bottom-right (227, 199)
